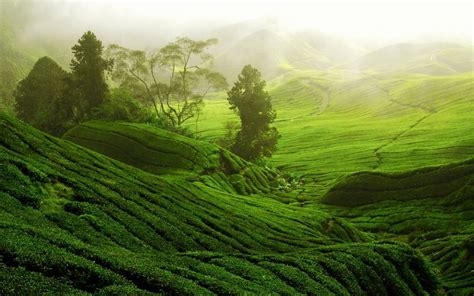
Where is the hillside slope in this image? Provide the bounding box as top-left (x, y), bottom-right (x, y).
top-left (321, 160), bottom-right (474, 294)
top-left (194, 70), bottom-right (474, 200)
top-left (64, 121), bottom-right (288, 199)
top-left (0, 113), bottom-right (439, 294)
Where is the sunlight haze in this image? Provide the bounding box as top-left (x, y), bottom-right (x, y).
top-left (30, 0), bottom-right (473, 43)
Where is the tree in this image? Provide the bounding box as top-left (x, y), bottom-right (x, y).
top-left (92, 87), bottom-right (151, 122)
top-left (70, 31), bottom-right (112, 120)
top-left (227, 65), bottom-right (279, 161)
top-left (14, 56), bottom-right (69, 135)
top-left (107, 37), bottom-right (227, 127)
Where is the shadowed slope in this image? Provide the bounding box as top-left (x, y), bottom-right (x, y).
top-left (321, 158), bottom-right (474, 207)
top-left (321, 160), bottom-right (474, 294)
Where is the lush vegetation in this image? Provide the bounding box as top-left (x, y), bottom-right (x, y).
top-left (190, 57), bottom-right (474, 294)
top-left (1, 4), bottom-right (473, 294)
top-left (14, 57), bottom-right (69, 135)
top-left (0, 113), bottom-right (441, 294)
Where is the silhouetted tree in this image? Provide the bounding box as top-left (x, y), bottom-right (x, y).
top-left (70, 31), bottom-right (112, 120)
top-left (227, 65), bottom-right (279, 161)
top-left (14, 56), bottom-right (70, 135)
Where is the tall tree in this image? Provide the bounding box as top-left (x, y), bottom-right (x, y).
top-left (107, 37), bottom-right (227, 127)
top-left (227, 65), bottom-right (279, 161)
top-left (14, 56), bottom-right (69, 135)
top-left (70, 31), bottom-right (112, 120)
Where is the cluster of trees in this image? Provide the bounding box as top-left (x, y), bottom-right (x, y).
top-left (13, 31), bottom-right (279, 161)
top-left (14, 31), bottom-right (113, 135)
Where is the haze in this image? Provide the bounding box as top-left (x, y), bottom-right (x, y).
top-left (12, 0), bottom-right (474, 48)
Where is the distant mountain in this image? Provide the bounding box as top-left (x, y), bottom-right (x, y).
top-left (211, 29), bottom-right (333, 80)
top-left (347, 42), bottom-right (473, 75)
top-left (0, 10), bottom-right (34, 112)
top-left (294, 31), bottom-right (366, 64)
top-left (208, 19), bottom-right (369, 80)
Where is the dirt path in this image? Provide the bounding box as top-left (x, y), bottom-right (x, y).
top-left (301, 78), bottom-right (331, 115)
top-left (318, 88), bottom-right (330, 114)
top-left (368, 76), bottom-right (437, 169)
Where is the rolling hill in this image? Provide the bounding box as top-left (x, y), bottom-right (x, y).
top-left (212, 29), bottom-right (333, 80)
top-left (320, 159), bottom-right (474, 294)
top-left (0, 112), bottom-right (442, 294)
top-left (194, 70), bottom-right (474, 198)
top-left (63, 121), bottom-right (289, 199)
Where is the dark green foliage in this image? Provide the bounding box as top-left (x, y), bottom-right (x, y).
top-left (216, 120), bottom-right (240, 150)
top-left (0, 112), bottom-right (439, 294)
top-left (227, 65), bottom-right (279, 161)
top-left (92, 88), bottom-right (151, 122)
top-left (69, 31), bottom-right (112, 121)
top-left (13, 57), bottom-right (70, 135)
top-left (321, 158), bottom-right (474, 207)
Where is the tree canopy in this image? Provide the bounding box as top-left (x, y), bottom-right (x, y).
top-left (69, 31), bottom-right (113, 120)
top-left (14, 56), bottom-right (69, 135)
top-left (227, 65), bottom-right (279, 161)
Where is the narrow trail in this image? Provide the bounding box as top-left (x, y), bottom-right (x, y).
top-left (373, 114), bottom-right (432, 169)
top-left (302, 79), bottom-right (331, 115)
top-left (317, 88), bottom-right (330, 115)
top-left (368, 76), bottom-right (437, 170)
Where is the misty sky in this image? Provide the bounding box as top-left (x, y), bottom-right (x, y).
top-left (11, 0), bottom-right (474, 47)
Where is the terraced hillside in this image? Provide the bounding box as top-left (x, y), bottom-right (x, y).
top-left (193, 70), bottom-right (474, 199)
top-left (187, 67), bottom-right (474, 294)
top-left (63, 121), bottom-right (294, 200)
top-left (0, 113), bottom-right (441, 294)
top-left (320, 160), bottom-right (474, 295)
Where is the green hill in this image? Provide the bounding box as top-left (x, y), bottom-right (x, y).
top-left (321, 158), bottom-right (474, 207)
top-left (320, 159), bottom-right (474, 294)
top-left (1, 112), bottom-right (442, 294)
top-left (193, 70), bottom-right (474, 199)
top-left (0, 17), bottom-right (34, 112)
top-left (64, 121), bottom-right (286, 198)
top-left (0, 1), bottom-right (72, 113)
